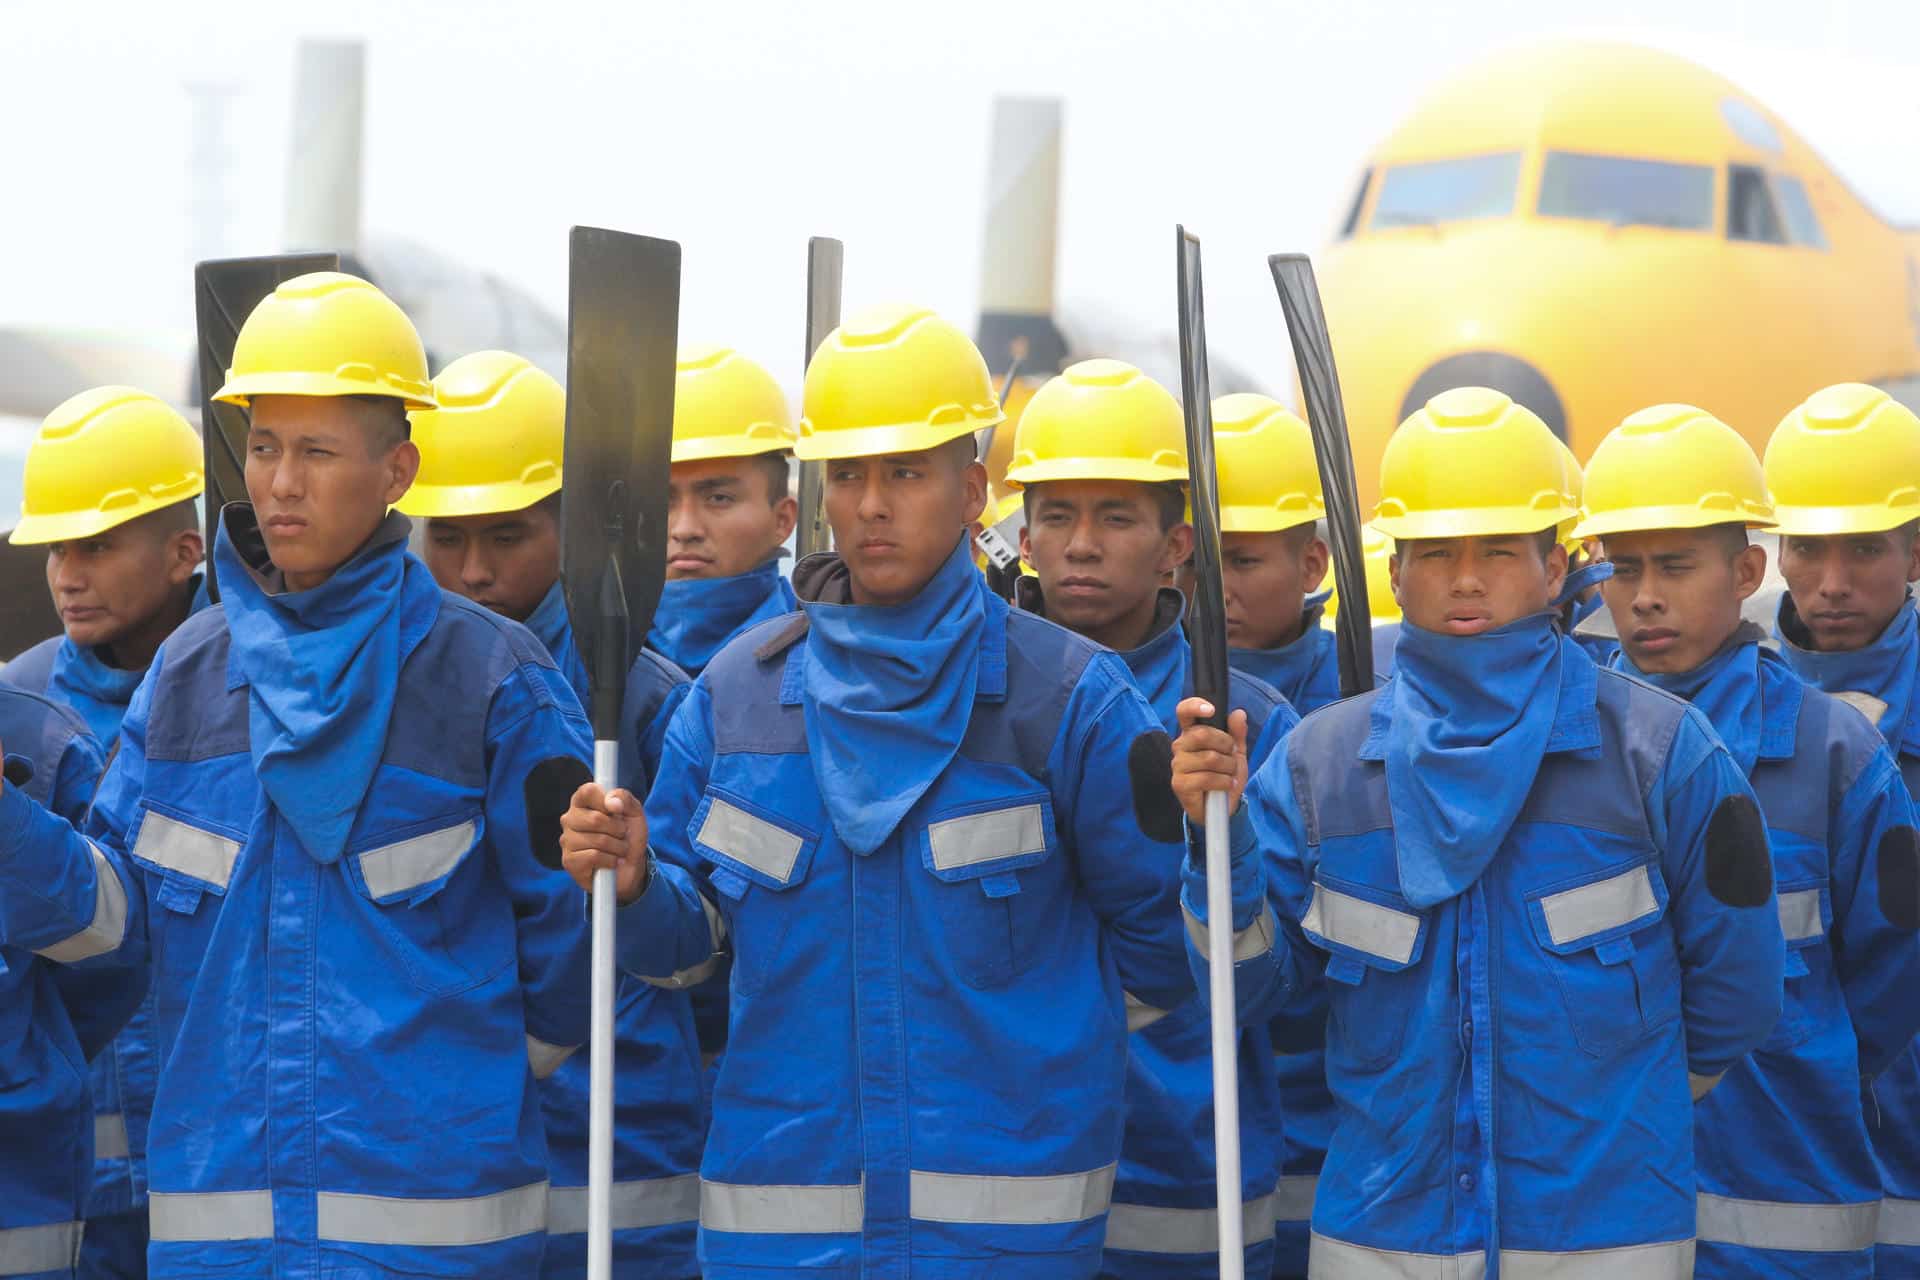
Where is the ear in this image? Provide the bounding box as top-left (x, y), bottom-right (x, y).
top-left (1161, 522), bottom-right (1195, 577)
top-left (1544, 542), bottom-right (1569, 602)
top-left (1907, 527), bottom-right (1920, 585)
top-left (1388, 548), bottom-right (1403, 603)
top-left (772, 493), bottom-right (799, 542)
top-left (167, 529), bottom-right (206, 585)
top-left (1734, 540), bottom-right (1767, 602)
top-left (1018, 522), bottom-right (1033, 566)
top-left (960, 460), bottom-right (989, 528)
top-left (384, 440), bottom-right (422, 508)
top-left (1301, 534), bottom-right (1331, 593)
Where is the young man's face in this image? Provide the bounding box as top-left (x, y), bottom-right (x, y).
top-left (1391, 533), bottom-right (1566, 637)
top-left (1222, 527), bottom-right (1329, 651)
top-left (1778, 526), bottom-right (1920, 652)
top-left (1019, 479), bottom-right (1191, 652)
top-left (1599, 526), bottom-right (1764, 674)
top-left (666, 455), bottom-right (798, 581)
top-left (423, 503), bottom-right (561, 623)
top-left (824, 443), bottom-right (986, 607)
top-left (44, 510), bottom-right (203, 658)
top-left (246, 395), bottom-right (418, 591)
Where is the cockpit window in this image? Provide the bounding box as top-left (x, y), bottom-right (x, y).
top-left (1338, 168), bottom-right (1373, 239)
top-left (1370, 152), bottom-right (1521, 230)
top-left (1720, 98), bottom-right (1784, 154)
top-left (1536, 152), bottom-right (1715, 230)
top-left (1772, 175), bottom-right (1829, 250)
top-left (1728, 165), bottom-right (1787, 244)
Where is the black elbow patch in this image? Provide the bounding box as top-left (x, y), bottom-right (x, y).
top-left (1879, 825), bottom-right (1920, 932)
top-left (525, 755), bottom-right (594, 870)
top-left (2, 754), bottom-right (32, 790)
top-left (1705, 794), bottom-right (1773, 908)
top-left (1127, 730), bottom-right (1185, 845)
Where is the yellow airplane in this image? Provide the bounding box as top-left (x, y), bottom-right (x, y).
top-left (1316, 40), bottom-right (1920, 506)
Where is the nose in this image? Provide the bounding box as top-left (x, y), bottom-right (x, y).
top-left (1064, 513), bottom-right (1100, 561)
top-left (269, 453), bottom-right (303, 502)
top-left (48, 552), bottom-right (83, 596)
top-left (667, 494), bottom-right (702, 543)
top-left (1815, 551), bottom-right (1851, 600)
top-left (1632, 574), bottom-right (1663, 616)
top-left (856, 472), bottom-right (890, 525)
top-left (459, 542), bottom-right (493, 590)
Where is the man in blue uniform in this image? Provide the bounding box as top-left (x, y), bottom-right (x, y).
top-left (1584, 402), bottom-right (1920, 1277)
top-left (560, 306), bottom-right (1240, 1279)
top-left (1003, 358), bottom-right (1294, 1280)
top-left (0, 272), bottom-right (595, 1280)
top-left (6, 386), bottom-right (211, 1280)
top-left (1765, 383), bottom-right (1920, 1277)
top-left (398, 348), bottom-right (700, 1280)
top-left (1172, 386), bottom-right (1787, 1278)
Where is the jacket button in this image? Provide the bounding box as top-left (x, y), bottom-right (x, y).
top-left (1462, 1018), bottom-right (1472, 1038)
top-left (1458, 1173), bottom-right (1475, 1192)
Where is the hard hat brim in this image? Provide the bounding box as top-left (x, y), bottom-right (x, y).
top-left (1765, 503), bottom-right (1920, 538)
top-left (1572, 504), bottom-right (1777, 541)
top-left (1219, 501), bottom-right (1325, 535)
top-left (1003, 459), bottom-right (1189, 490)
top-left (792, 417), bottom-right (993, 463)
top-left (1371, 505), bottom-right (1575, 542)
top-left (671, 438), bottom-right (795, 465)
top-left (214, 372), bottom-right (437, 411)
top-left (8, 490), bottom-right (206, 546)
top-left (393, 476), bottom-right (563, 520)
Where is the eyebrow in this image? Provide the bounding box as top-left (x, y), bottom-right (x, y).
top-left (689, 476), bottom-right (743, 493)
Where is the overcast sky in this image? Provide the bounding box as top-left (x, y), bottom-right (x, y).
top-left (3, 0), bottom-right (1917, 395)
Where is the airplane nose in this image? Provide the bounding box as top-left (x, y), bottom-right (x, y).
top-left (1399, 353), bottom-right (1568, 441)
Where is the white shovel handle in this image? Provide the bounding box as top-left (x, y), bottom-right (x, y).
top-left (1204, 787), bottom-right (1244, 1280)
top-left (587, 739), bottom-right (619, 1280)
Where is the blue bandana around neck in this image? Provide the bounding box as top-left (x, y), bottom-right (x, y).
top-left (648, 559), bottom-right (796, 676)
top-left (523, 579), bottom-right (589, 705)
top-left (47, 572), bottom-right (210, 745)
top-left (800, 537), bottom-right (985, 855)
top-left (1619, 625), bottom-right (1765, 775)
top-left (216, 506), bottom-right (437, 864)
top-left (1386, 612), bottom-right (1564, 908)
top-left (1776, 594), bottom-right (1920, 755)
top-left (1230, 591), bottom-right (1340, 715)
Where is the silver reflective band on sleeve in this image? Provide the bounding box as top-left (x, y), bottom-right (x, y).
top-left (1308, 1232), bottom-right (1485, 1279)
top-left (36, 843), bottom-right (128, 963)
top-left (1104, 1191), bottom-right (1277, 1254)
top-left (1539, 865), bottom-right (1658, 946)
top-left (0, 1221), bottom-right (82, 1276)
top-left (928, 803), bottom-right (1045, 872)
top-left (1696, 1192), bottom-right (1878, 1252)
top-left (1124, 991), bottom-right (1169, 1033)
top-left (639, 892), bottom-right (728, 990)
top-left (700, 1180), bottom-right (865, 1234)
top-left (1273, 1174), bottom-right (1318, 1223)
top-left (1882, 1197), bottom-right (1920, 1246)
top-left (94, 1113), bottom-right (130, 1161)
top-left (697, 799), bottom-right (803, 883)
top-left (315, 1181), bottom-right (547, 1246)
top-left (1777, 889), bottom-right (1825, 943)
top-left (1183, 903), bottom-right (1278, 965)
top-left (132, 811), bottom-right (243, 888)
top-left (910, 1163), bottom-right (1116, 1226)
top-left (1690, 1072), bottom-right (1724, 1101)
top-left (358, 820), bottom-right (478, 899)
top-left (1301, 885), bottom-right (1417, 964)
top-left (149, 1189), bottom-right (276, 1242)
top-left (547, 1175), bottom-right (701, 1235)
top-left (526, 1034), bottom-right (574, 1080)
top-left (1307, 1233), bottom-right (1695, 1279)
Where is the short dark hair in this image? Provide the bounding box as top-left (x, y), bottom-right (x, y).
top-left (753, 453), bottom-right (792, 503)
top-left (938, 432), bottom-right (980, 471)
top-left (1707, 523), bottom-right (1751, 559)
top-left (350, 394), bottom-right (411, 454)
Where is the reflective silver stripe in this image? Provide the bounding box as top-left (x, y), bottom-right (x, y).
top-left (358, 820), bottom-right (478, 899)
top-left (526, 1034), bottom-right (574, 1080)
top-left (149, 1190), bottom-right (275, 1242)
top-left (132, 811), bottom-right (242, 888)
top-left (1183, 903), bottom-right (1278, 965)
top-left (37, 843), bottom-right (128, 963)
top-left (700, 1180), bottom-right (864, 1234)
top-left (910, 1164), bottom-right (1116, 1225)
top-left (1882, 1196), bottom-right (1920, 1246)
top-left (316, 1181), bottom-right (548, 1246)
top-left (697, 799), bottom-right (803, 883)
top-left (1502, 1238), bottom-right (1695, 1278)
top-left (1105, 1191), bottom-right (1277, 1253)
top-left (1301, 885), bottom-right (1418, 964)
top-left (639, 892), bottom-right (727, 990)
top-left (1308, 1232), bottom-right (1486, 1279)
top-left (1778, 888), bottom-right (1825, 942)
top-left (1832, 690), bottom-right (1890, 725)
top-left (547, 1175), bottom-right (701, 1235)
top-left (0, 1221), bottom-right (82, 1276)
top-left (1124, 991), bottom-right (1169, 1032)
top-left (1697, 1192), bottom-right (1878, 1252)
top-left (1274, 1174), bottom-right (1318, 1223)
top-left (94, 1113), bottom-right (130, 1161)
top-left (1538, 865), bottom-right (1658, 946)
top-left (927, 803), bottom-right (1045, 872)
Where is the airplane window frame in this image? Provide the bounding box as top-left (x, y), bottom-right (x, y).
top-left (1770, 173), bottom-right (1830, 251)
top-left (1535, 151), bottom-right (1715, 232)
top-left (1727, 164), bottom-right (1788, 246)
top-left (1338, 168), bottom-right (1374, 239)
top-left (1369, 151), bottom-right (1523, 232)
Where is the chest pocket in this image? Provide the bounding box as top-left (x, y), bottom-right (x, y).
top-left (1526, 860), bottom-right (1678, 1057)
top-left (1766, 871), bottom-right (1832, 1051)
top-left (690, 790), bottom-right (821, 999)
top-left (1302, 877), bottom-right (1430, 1070)
top-left (343, 814), bottom-right (512, 997)
top-left (129, 806), bottom-right (244, 993)
top-left (920, 794), bottom-right (1057, 990)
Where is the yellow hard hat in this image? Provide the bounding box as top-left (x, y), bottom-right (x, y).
top-left (1004, 359), bottom-right (1187, 489)
top-left (1212, 393), bottom-right (1323, 534)
top-left (1765, 383), bottom-right (1920, 536)
top-left (1574, 404), bottom-right (1775, 541)
top-left (397, 351), bottom-right (564, 519)
top-left (213, 272), bottom-right (435, 410)
top-left (672, 345), bottom-right (795, 463)
top-left (9, 386), bottom-right (205, 545)
top-left (1371, 386), bottom-right (1576, 541)
top-left (1552, 436), bottom-right (1586, 552)
top-left (796, 305), bottom-right (1002, 461)
top-left (1324, 524), bottom-right (1402, 626)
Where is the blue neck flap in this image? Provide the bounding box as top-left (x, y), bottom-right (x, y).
top-left (523, 579), bottom-right (589, 706)
top-left (647, 559), bottom-right (795, 675)
top-left (1621, 625), bottom-right (1765, 774)
top-left (799, 537), bottom-right (986, 856)
top-left (1230, 592), bottom-right (1340, 715)
top-left (48, 572), bottom-right (209, 746)
top-left (216, 506), bottom-right (438, 864)
top-left (1386, 612), bottom-right (1564, 908)
top-left (1776, 593), bottom-right (1920, 755)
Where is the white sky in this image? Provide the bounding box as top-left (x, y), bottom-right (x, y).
top-left (2, 0), bottom-right (1917, 396)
